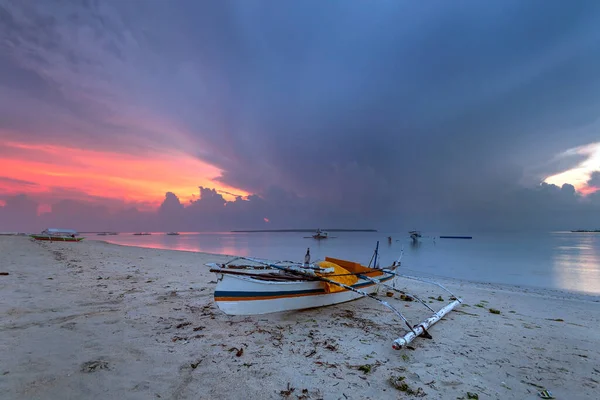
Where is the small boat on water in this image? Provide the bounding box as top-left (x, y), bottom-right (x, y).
top-left (409, 230), bottom-right (422, 241)
top-left (30, 228), bottom-right (84, 242)
top-left (133, 232), bottom-right (152, 236)
top-left (312, 228), bottom-right (328, 239)
top-left (166, 232), bottom-right (180, 236)
top-left (207, 243), bottom-right (461, 349)
top-left (304, 228), bottom-right (333, 239)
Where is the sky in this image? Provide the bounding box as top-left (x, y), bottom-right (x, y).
top-left (1, 0), bottom-right (600, 232)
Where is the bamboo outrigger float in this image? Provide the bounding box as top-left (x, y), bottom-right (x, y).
top-left (207, 243), bottom-right (461, 349)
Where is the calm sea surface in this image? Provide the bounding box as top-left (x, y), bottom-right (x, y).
top-left (91, 231), bottom-right (600, 296)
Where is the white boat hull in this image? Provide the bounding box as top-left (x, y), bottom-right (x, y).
top-left (213, 272), bottom-right (395, 315)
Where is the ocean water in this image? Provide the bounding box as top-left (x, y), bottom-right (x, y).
top-left (91, 231), bottom-right (600, 296)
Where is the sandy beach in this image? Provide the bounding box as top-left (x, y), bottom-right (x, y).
top-left (1, 236), bottom-right (599, 400)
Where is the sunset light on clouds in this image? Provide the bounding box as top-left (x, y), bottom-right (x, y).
top-left (0, 140), bottom-right (248, 211)
top-left (544, 142), bottom-right (600, 195)
top-left (2, 1), bottom-right (600, 232)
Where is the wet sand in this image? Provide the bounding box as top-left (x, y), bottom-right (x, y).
top-left (1, 236), bottom-right (599, 399)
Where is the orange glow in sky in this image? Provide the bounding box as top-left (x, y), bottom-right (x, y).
top-left (544, 142), bottom-right (600, 195)
top-left (1, 141), bottom-right (248, 210)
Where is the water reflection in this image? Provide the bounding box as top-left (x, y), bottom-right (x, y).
top-left (99, 232), bottom-right (251, 257)
top-left (410, 239), bottom-right (422, 250)
top-left (93, 231), bottom-right (600, 295)
top-left (552, 234), bottom-right (600, 294)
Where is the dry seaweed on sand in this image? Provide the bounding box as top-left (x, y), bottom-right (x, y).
top-left (347, 360), bottom-right (382, 374)
top-left (279, 382), bottom-right (295, 397)
top-left (80, 360), bottom-right (110, 373)
top-left (228, 347), bottom-right (244, 357)
top-left (388, 375), bottom-right (426, 396)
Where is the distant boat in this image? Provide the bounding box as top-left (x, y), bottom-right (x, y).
top-left (439, 235), bottom-right (473, 240)
top-left (313, 229), bottom-right (329, 239)
top-left (303, 229), bottom-right (333, 239)
top-left (107, 232), bottom-right (119, 235)
top-left (31, 228), bottom-right (84, 242)
top-left (303, 229), bottom-right (336, 239)
top-left (166, 232), bottom-right (180, 236)
top-left (571, 230), bottom-right (600, 233)
top-left (133, 232), bottom-right (152, 236)
top-left (409, 230), bottom-right (422, 241)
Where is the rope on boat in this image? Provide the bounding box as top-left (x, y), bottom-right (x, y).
top-left (357, 274), bottom-right (435, 312)
top-left (380, 270), bottom-right (461, 301)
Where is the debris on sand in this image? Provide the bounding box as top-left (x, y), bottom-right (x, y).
top-left (80, 360), bottom-right (110, 373)
top-left (348, 361), bottom-right (382, 375)
top-left (400, 294), bottom-right (414, 302)
top-left (279, 382), bottom-right (295, 397)
top-left (388, 375), bottom-right (426, 396)
top-left (228, 347), bottom-right (244, 357)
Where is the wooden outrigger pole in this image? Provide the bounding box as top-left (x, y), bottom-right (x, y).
top-left (391, 299), bottom-right (461, 349)
top-left (376, 267), bottom-right (462, 349)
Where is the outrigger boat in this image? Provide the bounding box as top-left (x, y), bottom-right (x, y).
top-left (207, 242), bottom-right (461, 349)
top-left (30, 228), bottom-right (84, 242)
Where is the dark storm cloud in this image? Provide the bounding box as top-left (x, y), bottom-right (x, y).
top-left (588, 172), bottom-right (600, 188)
top-left (2, 1), bottom-right (600, 230)
top-left (0, 176), bottom-right (37, 187)
top-left (3, 186), bottom-right (600, 233)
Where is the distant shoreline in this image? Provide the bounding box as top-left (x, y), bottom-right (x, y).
top-left (230, 229), bottom-right (378, 233)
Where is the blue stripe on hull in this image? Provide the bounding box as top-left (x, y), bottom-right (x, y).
top-left (215, 288), bottom-right (324, 298)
